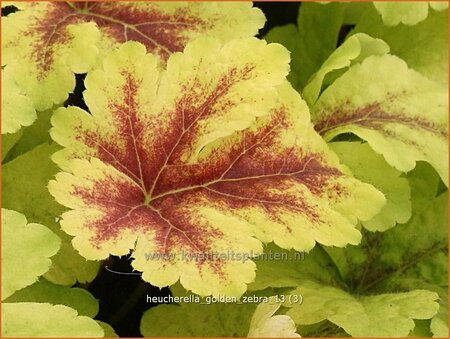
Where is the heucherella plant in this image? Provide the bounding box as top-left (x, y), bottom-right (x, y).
top-left (1, 1), bottom-right (448, 338)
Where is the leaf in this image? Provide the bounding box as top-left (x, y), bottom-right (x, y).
top-left (247, 243), bottom-right (341, 291)
top-left (2, 143), bottom-right (100, 286)
top-left (373, 2), bottom-right (447, 26)
top-left (2, 302), bottom-right (103, 337)
top-left (4, 278), bottom-right (98, 318)
top-left (1, 67), bottom-right (36, 134)
top-left (312, 54), bottom-right (448, 186)
top-left (353, 5), bottom-right (448, 86)
top-left (285, 280), bottom-right (439, 337)
top-left (430, 291), bottom-right (448, 338)
top-left (48, 39), bottom-right (384, 297)
top-left (2, 1), bottom-right (264, 111)
top-left (302, 33), bottom-right (390, 105)
top-left (324, 192), bottom-right (447, 297)
top-left (3, 108), bottom-right (54, 164)
top-left (248, 297), bottom-right (300, 337)
top-left (329, 142), bottom-right (411, 231)
top-left (97, 321), bottom-right (118, 338)
top-left (265, 2), bottom-right (347, 91)
top-left (1, 209), bottom-right (60, 300)
top-left (2, 130), bottom-right (22, 162)
top-left (140, 302), bottom-right (256, 337)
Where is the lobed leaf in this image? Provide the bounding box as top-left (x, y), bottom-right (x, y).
top-left (302, 33), bottom-right (389, 105)
top-left (2, 1), bottom-right (264, 111)
top-left (2, 302), bottom-right (103, 337)
top-left (4, 278), bottom-right (99, 318)
top-left (312, 54), bottom-right (448, 186)
top-left (330, 142), bottom-right (411, 232)
top-left (49, 39), bottom-right (384, 297)
top-left (1, 209), bottom-right (60, 300)
top-left (285, 280), bottom-right (439, 337)
top-left (353, 4), bottom-right (448, 87)
top-left (373, 1), bottom-right (447, 26)
top-left (1, 67), bottom-right (36, 134)
top-left (2, 143), bottom-right (100, 285)
top-left (264, 2), bottom-right (346, 91)
top-left (248, 297), bottom-right (300, 337)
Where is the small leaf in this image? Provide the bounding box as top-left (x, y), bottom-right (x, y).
top-left (285, 280), bottom-right (439, 337)
top-left (2, 143), bottom-right (100, 286)
top-left (2, 302), bottom-right (103, 337)
top-left (265, 2), bottom-right (347, 90)
top-left (373, 2), bottom-right (446, 26)
top-left (4, 278), bottom-right (98, 318)
top-left (97, 321), bottom-right (118, 338)
top-left (302, 33), bottom-right (389, 105)
top-left (2, 209), bottom-right (60, 300)
top-left (312, 54), bottom-right (448, 186)
top-left (2, 1), bottom-right (264, 111)
top-left (49, 39), bottom-right (384, 296)
top-left (248, 297), bottom-right (300, 337)
top-left (330, 142), bottom-right (411, 231)
top-left (1, 67), bottom-right (36, 134)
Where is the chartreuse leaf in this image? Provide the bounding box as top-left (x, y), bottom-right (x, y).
top-left (1, 209), bottom-right (60, 300)
top-left (2, 2), bottom-right (100, 111)
top-left (48, 39), bottom-right (384, 297)
top-left (312, 54), bottom-right (448, 186)
top-left (2, 1), bottom-right (264, 111)
top-left (2, 143), bottom-right (100, 286)
top-left (2, 302), bottom-right (103, 337)
top-left (97, 321), bottom-right (118, 338)
top-left (247, 243), bottom-right (341, 291)
top-left (3, 108), bottom-right (54, 163)
top-left (1, 67), bottom-right (36, 134)
top-left (353, 4), bottom-right (448, 86)
top-left (284, 280), bottom-right (439, 338)
top-left (373, 1), bottom-right (447, 26)
top-left (265, 2), bottom-right (347, 91)
top-left (141, 302), bottom-right (256, 337)
top-left (302, 33), bottom-right (389, 105)
top-left (329, 142), bottom-right (411, 232)
top-left (248, 297), bottom-right (300, 337)
top-left (4, 278), bottom-right (98, 318)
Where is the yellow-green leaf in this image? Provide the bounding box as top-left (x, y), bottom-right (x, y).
top-left (2, 209), bottom-right (60, 300)
top-left (2, 1), bottom-right (264, 111)
top-left (330, 142), bottom-right (411, 232)
top-left (1, 67), bottom-right (36, 134)
top-left (49, 39), bottom-right (384, 297)
top-left (285, 280), bottom-right (439, 337)
top-left (373, 1), bottom-right (447, 26)
top-left (248, 297), bottom-right (300, 337)
top-left (313, 54), bottom-right (448, 186)
top-left (2, 302), bottom-right (103, 337)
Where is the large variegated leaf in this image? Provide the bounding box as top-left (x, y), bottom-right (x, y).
top-left (2, 1), bottom-right (265, 110)
top-left (49, 39), bottom-right (384, 297)
top-left (312, 54), bottom-right (448, 186)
